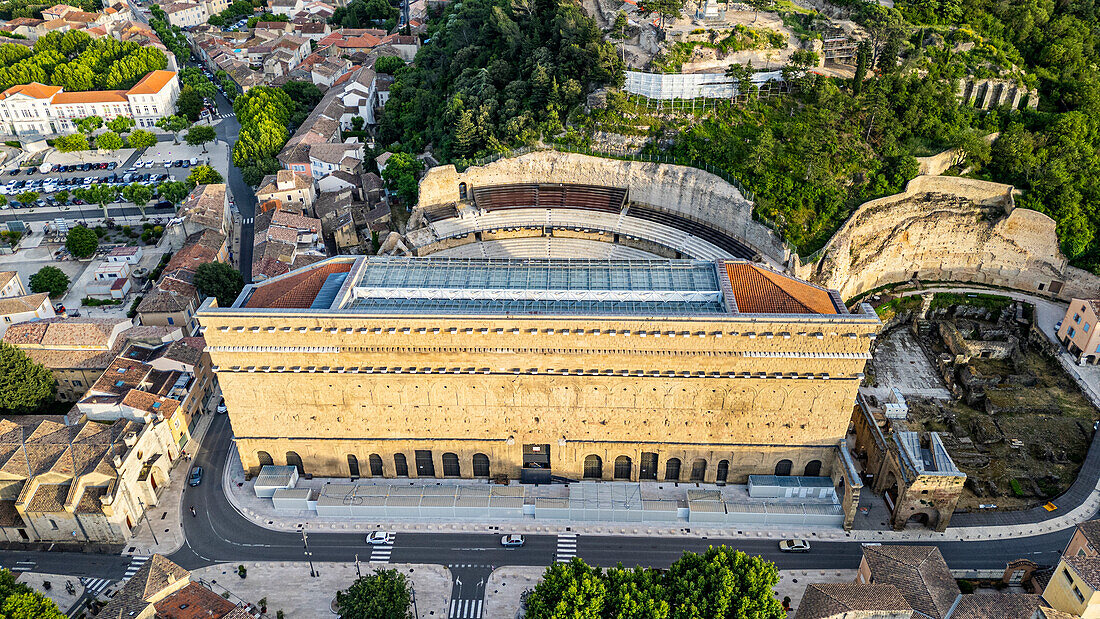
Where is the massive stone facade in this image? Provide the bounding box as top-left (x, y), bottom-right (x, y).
top-left (197, 257), bottom-right (880, 484)
top-left (417, 151), bottom-right (790, 264)
top-left (799, 175), bottom-right (1100, 302)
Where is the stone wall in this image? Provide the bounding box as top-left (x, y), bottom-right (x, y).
top-left (798, 175), bottom-right (1100, 302)
top-left (417, 151), bottom-right (789, 263)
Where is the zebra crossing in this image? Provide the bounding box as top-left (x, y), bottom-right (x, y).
top-left (449, 598), bottom-right (483, 618)
top-left (123, 555), bottom-right (149, 580)
top-left (555, 533), bottom-right (578, 563)
top-left (80, 577), bottom-right (112, 596)
top-left (369, 542), bottom-right (393, 563)
top-left (242, 217), bottom-right (253, 224)
top-left (10, 560), bottom-right (35, 572)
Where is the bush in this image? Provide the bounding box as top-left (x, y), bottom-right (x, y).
top-left (1010, 479), bottom-right (1024, 497)
top-left (82, 297), bottom-right (124, 306)
top-left (127, 295), bottom-right (143, 318)
top-left (957, 579), bottom-right (976, 594)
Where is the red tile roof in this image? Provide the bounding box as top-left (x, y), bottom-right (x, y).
top-left (725, 263), bottom-right (839, 314)
top-left (244, 261), bottom-right (352, 309)
top-left (128, 70), bottom-right (176, 95)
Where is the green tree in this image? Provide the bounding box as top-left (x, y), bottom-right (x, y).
top-left (725, 61), bottom-right (756, 99)
top-left (638, 0), bottom-right (684, 29)
top-left (176, 88), bottom-right (205, 121)
top-left (374, 55), bottom-right (405, 75)
top-left (107, 115), bottom-right (135, 134)
top-left (64, 224), bottom-right (99, 258)
top-left (664, 547), bottom-right (784, 618)
top-left (611, 11), bottom-right (628, 38)
top-left (28, 266), bottom-right (69, 298)
top-left (121, 183), bottom-right (153, 217)
top-left (452, 109), bottom-right (477, 158)
top-left (54, 189), bottom-right (69, 204)
top-left (95, 130), bottom-right (123, 151)
top-left (381, 152), bottom-right (423, 205)
top-left (156, 115), bottom-right (192, 143)
top-left (853, 41), bottom-right (870, 97)
top-left (524, 559), bottom-right (607, 619)
top-left (187, 165), bottom-right (223, 185)
top-left (75, 185), bottom-right (118, 221)
top-left (74, 115), bottom-right (102, 135)
top-left (54, 133), bottom-right (89, 153)
top-left (185, 125), bottom-right (216, 152)
top-left (127, 129), bottom-right (158, 149)
top-left (15, 191), bottom-right (37, 205)
top-left (950, 129), bottom-right (992, 171)
top-left (194, 261), bottom-right (243, 306)
top-left (0, 569), bottom-right (64, 618)
top-left (335, 569), bottom-right (412, 619)
top-left (157, 181), bottom-right (191, 205)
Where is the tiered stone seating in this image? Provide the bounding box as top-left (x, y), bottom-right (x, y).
top-left (628, 204), bottom-right (756, 260)
top-left (473, 184), bottom-right (627, 214)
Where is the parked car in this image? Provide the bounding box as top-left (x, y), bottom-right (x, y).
top-left (501, 535), bottom-right (525, 548)
top-left (189, 466), bottom-right (204, 486)
top-left (366, 531), bottom-right (394, 545)
top-left (107, 162), bottom-right (117, 170)
top-left (778, 539), bottom-right (810, 553)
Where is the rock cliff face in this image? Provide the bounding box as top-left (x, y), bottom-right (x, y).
top-left (800, 176), bottom-right (1100, 301)
top-left (417, 151), bottom-right (789, 263)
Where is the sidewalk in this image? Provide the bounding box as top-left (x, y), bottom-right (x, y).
top-left (126, 413), bottom-right (216, 557)
top-left (189, 562), bottom-right (451, 619)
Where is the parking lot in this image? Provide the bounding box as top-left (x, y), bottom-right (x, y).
top-left (0, 150), bottom-right (205, 212)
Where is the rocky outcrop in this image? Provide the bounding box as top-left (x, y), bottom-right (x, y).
top-left (798, 175), bottom-right (1100, 302)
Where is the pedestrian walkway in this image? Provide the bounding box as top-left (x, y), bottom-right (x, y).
top-left (11, 560), bottom-right (36, 572)
top-left (368, 541), bottom-right (393, 563)
top-left (123, 555), bottom-right (149, 580)
top-left (449, 598), bottom-right (483, 618)
top-left (79, 577), bottom-right (111, 597)
top-left (555, 533), bottom-right (577, 563)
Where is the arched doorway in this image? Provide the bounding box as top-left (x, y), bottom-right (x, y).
top-left (690, 458), bottom-right (707, 482)
top-left (394, 453), bottom-right (409, 477)
top-left (347, 454), bottom-right (360, 478)
top-left (716, 460), bottom-right (729, 484)
top-left (614, 456), bottom-right (632, 480)
top-left (285, 451), bottom-right (304, 475)
top-left (906, 512), bottom-right (933, 528)
top-left (257, 451), bottom-right (273, 467)
top-left (640, 452), bottom-right (658, 480)
top-left (472, 453), bottom-right (490, 477)
top-left (583, 455), bottom-right (602, 479)
top-left (459, 182), bottom-right (468, 200)
top-left (804, 460), bottom-right (822, 477)
top-left (774, 459), bottom-right (793, 476)
top-left (665, 458), bottom-right (681, 481)
top-left (442, 453), bottom-right (460, 477)
top-left (369, 454), bottom-right (384, 476)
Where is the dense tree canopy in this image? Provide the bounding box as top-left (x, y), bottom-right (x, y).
top-left (232, 86), bottom-right (297, 185)
top-left (187, 165), bottom-right (223, 186)
top-left (335, 569), bottom-right (412, 619)
top-left (0, 31), bottom-right (167, 92)
top-left (0, 344), bottom-right (55, 415)
top-left (28, 265), bottom-right (68, 298)
top-left (194, 261), bottom-right (244, 307)
top-left (64, 224), bottom-right (98, 258)
top-left (523, 548), bottom-right (784, 619)
top-left (381, 0), bottom-right (624, 161)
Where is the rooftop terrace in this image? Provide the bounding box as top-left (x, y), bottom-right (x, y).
top-left (232, 257), bottom-right (851, 318)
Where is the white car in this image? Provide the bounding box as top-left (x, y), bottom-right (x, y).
top-left (366, 531), bottom-right (394, 545)
top-left (500, 534), bottom-right (525, 548)
top-left (779, 539), bottom-right (810, 553)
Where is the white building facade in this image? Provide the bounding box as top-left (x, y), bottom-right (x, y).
top-left (0, 71), bottom-right (180, 136)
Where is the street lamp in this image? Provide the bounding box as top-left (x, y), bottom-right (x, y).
top-left (137, 497), bottom-right (159, 546)
top-left (302, 530), bottom-right (317, 577)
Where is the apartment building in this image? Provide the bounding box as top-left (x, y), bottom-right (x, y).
top-left (1058, 299), bottom-right (1100, 365)
top-left (0, 71), bottom-right (179, 136)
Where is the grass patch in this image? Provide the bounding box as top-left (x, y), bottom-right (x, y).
top-left (929, 292), bottom-right (1013, 313)
top-left (82, 297), bottom-right (124, 306)
top-left (875, 296), bottom-right (922, 321)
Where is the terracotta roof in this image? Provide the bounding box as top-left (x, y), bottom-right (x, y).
top-left (0, 82), bottom-right (62, 101)
top-left (154, 582), bottom-right (237, 619)
top-left (121, 390), bottom-right (180, 416)
top-left (75, 485), bottom-right (108, 513)
top-left (0, 500), bottom-right (24, 527)
top-left (26, 482), bottom-right (70, 512)
top-left (128, 70), bottom-right (176, 95)
top-left (0, 271), bottom-right (16, 289)
top-left (725, 262), bottom-right (840, 314)
top-left (53, 90), bottom-right (129, 104)
top-left (244, 260), bottom-right (352, 308)
top-left (863, 545), bottom-right (959, 619)
top-left (272, 209), bottom-right (320, 232)
top-left (1077, 519), bottom-right (1100, 554)
top-left (0, 293), bottom-right (49, 316)
top-left (101, 554), bottom-right (190, 619)
top-left (949, 593), bottom-right (1041, 619)
top-left (1086, 299), bottom-right (1100, 316)
top-left (1039, 607), bottom-right (1081, 619)
top-left (166, 238), bottom-right (222, 273)
top-left (138, 288), bottom-right (196, 313)
top-left (794, 583), bottom-right (912, 619)
top-left (1066, 555), bottom-right (1100, 590)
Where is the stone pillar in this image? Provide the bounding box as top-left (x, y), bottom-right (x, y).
top-left (1009, 87), bottom-right (1022, 110)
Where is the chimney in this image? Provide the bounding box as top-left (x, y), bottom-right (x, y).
top-left (123, 432), bottom-right (138, 448)
top-left (112, 454), bottom-right (123, 468)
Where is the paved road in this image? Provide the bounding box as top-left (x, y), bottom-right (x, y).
top-left (169, 414), bottom-right (1078, 573)
top-left (210, 86), bottom-right (254, 284)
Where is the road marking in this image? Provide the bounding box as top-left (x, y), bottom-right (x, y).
top-left (555, 533), bottom-right (578, 563)
top-left (12, 561), bottom-right (35, 572)
top-left (369, 542), bottom-right (393, 563)
top-left (123, 555), bottom-right (149, 579)
top-left (80, 577), bottom-right (112, 595)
